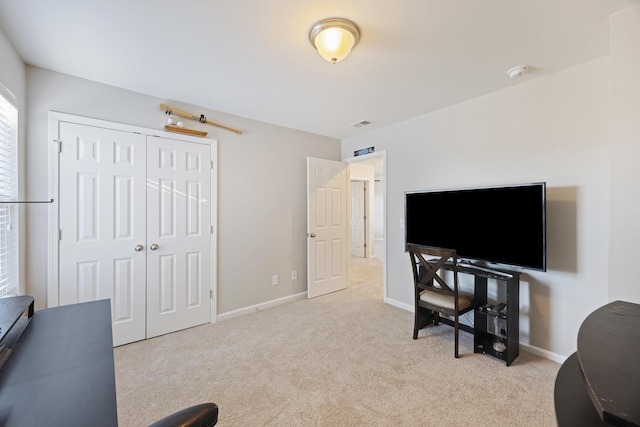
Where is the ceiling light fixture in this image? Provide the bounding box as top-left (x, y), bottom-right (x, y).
top-left (309, 18), bottom-right (360, 64)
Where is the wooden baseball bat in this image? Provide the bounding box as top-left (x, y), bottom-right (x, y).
top-left (160, 103), bottom-right (243, 135)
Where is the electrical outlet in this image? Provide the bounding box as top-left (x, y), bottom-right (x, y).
top-left (272, 275), bottom-right (279, 286)
top-left (291, 270), bottom-right (298, 280)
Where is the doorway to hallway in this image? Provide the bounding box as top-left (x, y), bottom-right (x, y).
top-left (345, 151), bottom-right (386, 302)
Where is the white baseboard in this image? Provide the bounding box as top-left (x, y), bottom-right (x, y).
top-left (384, 297), bottom-right (568, 364)
top-left (520, 343), bottom-right (567, 364)
top-left (217, 291), bottom-right (307, 322)
top-left (385, 297), bottom-right (414, 313)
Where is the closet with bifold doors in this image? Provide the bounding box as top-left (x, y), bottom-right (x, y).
top-left (49, 113), bottom-right (217, 346)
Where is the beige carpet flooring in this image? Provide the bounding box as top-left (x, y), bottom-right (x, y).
top-left (114, 256), bottom-right (559, 426)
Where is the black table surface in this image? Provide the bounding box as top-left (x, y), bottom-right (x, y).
top-left (0, 299), bottom-right (118, 426)
top-left (554, 352), bottom-right (607, 426)
top-left (578, 300), bottom-right (640, 426)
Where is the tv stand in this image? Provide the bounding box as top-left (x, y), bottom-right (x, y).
top-left (431, 261), bottom-right (521, 365)
top-left (458, 261), bottom-right (512, 277)
top-left (467, 264), bottom-right (520, 365)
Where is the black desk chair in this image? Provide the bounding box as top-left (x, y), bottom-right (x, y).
top-left (408, 244), bottom-right (474, 358)
top-left (148, 403), bottom-right (218, 427)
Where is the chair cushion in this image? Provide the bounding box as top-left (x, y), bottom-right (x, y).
top-left (419, 290), bottom-right (473, 311)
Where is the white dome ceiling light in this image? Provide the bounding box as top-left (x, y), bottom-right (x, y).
top-left (309, 18), bottom-right (361, 64)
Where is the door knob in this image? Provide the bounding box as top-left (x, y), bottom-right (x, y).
top-left (150, 243), bottom-right (159, 250)
top-left (309, 233), bottom-right (316, 238)
top-left (134, 244), bottom-right (144, 252)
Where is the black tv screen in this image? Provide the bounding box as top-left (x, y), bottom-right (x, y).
top-left (405, 183), bottom-right (546, 271)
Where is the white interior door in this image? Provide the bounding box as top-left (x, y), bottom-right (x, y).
top-left (146, 136), bottom-right (212, 338)
top-left (58, 122), bottom-right (147, 346)
top-left (350, 180), bottom-right (366, 257)
top-left (307, 157), bottom-right (348, 298)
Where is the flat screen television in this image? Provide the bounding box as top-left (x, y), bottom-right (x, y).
top-left (405, 182), bottom-right (546, 271)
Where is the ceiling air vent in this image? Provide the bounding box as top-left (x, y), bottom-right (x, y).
top-left (350, 120), bottom-right (372, 128)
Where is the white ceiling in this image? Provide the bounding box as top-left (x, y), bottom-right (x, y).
top-left (0, 0), bottom-right (637, 139)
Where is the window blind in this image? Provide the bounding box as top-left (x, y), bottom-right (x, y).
top-left (0, 91), bottom-right (18, 296)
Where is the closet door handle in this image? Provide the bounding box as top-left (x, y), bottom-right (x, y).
top-left (150, 243), bottom-right (159, 250)
top-left (134, 244), bottom-right (144, 252)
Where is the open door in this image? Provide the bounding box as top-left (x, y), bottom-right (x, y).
top-left (307, 157), bottom-right (348, 298)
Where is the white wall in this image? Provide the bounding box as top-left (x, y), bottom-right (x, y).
top-left (373, 183), bottom-right (384, 240)
top-left (0, 30), bottom-right (24, 102)
top-left (24, 66), bottom-right (341, 313)
top-left (349, 162), bottom-right (375, 258)
top-left (608, 5), bottom-right (640, 303)
top-left (0, 28), bottom-right (27, 294)
top-left (342, 57), bottom-right (614, 359)
top-left (343, 6), bottom-right (640, 358)
top-left (373, 180), bottom-right (384, 258)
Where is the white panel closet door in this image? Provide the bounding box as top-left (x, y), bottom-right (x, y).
top-left (58, 122), bottom-right (147, 346)
top-left (146, 136), bottom-right (212, 338)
